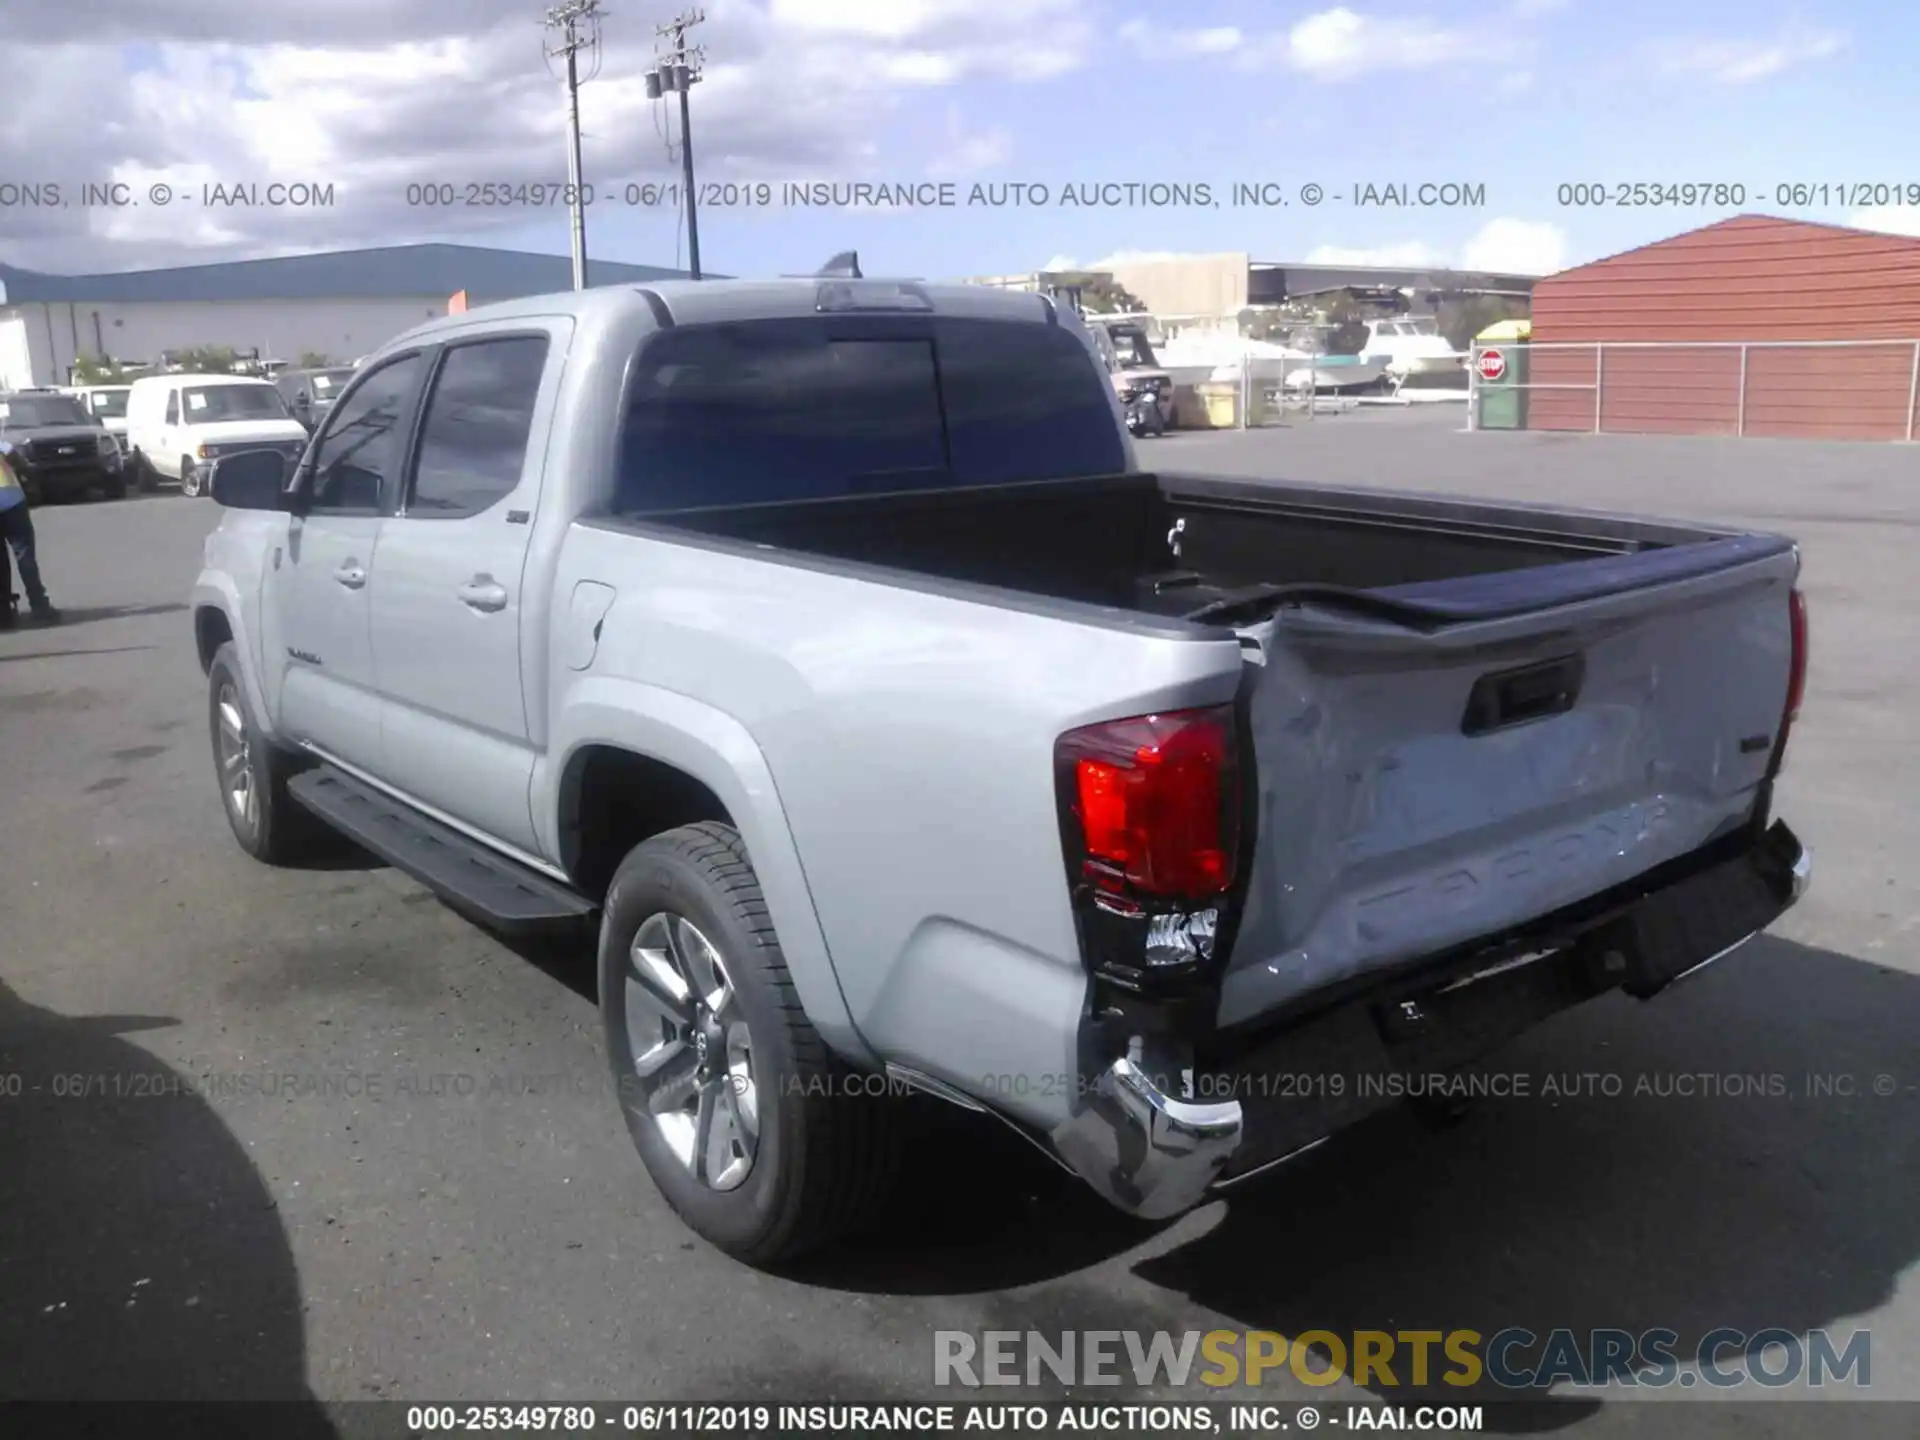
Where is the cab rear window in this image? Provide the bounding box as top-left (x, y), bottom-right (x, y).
top-left (614, 316), bottom-right (1124, 512)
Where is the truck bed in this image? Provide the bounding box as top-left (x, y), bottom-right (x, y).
top-left (614, 469), bottom-right (1799, 1031)
top-left (629, 470), bottom-right (1780, 630)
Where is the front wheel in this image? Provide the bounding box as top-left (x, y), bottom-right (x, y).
top-left (206, 642), bottom-right (327, 864)
top-left (180, 459), bottom-right (201, 497)
top-left (599, 822), bottom-right (904, 1265)
top-left (101, 472), bottom-right (127, 500)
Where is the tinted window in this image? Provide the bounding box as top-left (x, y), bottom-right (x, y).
top-left (406, 336), bottom-right (549, 518)
top-left (615, 317), bottom-right (1123, 513)
top-left (0, 394), bottom-right (91, 427)
top-left (89, 390), bottom-right (130, 419)
top-left (307, 354), bottom-right (425, 511)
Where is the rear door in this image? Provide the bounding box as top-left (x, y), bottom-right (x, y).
top-left (1219, 542), bottom-right (1801, 1025)
top-left (365, 324), bottom-right (564, 856)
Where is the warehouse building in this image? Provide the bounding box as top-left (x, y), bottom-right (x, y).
top-left (966, 252), bottom-right (1537, 318)
top-left (1523, 216), bottom-right (1920, 440)
top-left (0, 244), bottom-right (695, 388)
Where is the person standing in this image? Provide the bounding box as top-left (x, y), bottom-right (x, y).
top-left (0, 439), bottom-right (62, 627)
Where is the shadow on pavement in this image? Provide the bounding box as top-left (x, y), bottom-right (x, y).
top-left (0, 976), bottom-right (337, 1434)
top-left (1122, 937), bottom-right (1916, 1432)
top-left (38, 602), bottom-right (190, 628)
top-left (0, 645), bottom-right (159, 664)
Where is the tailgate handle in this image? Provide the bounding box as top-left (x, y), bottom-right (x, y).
top-left (1462, 654), bottom-right (1584, 735)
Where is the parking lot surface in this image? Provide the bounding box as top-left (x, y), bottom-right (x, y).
top-left (2, 408), bottom-right (1915, 1433)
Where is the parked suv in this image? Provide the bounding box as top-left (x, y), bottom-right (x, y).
top-left (125, 373), bottom-right (309, 497)
top-left (0, 388), bottom-right (125, 501)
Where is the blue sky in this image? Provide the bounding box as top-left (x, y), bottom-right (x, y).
top-left (17, 2), bottom-right (1908, 278)
top-left (466, 0), bottom-right (1901, 279)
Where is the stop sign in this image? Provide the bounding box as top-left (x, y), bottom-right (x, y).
top-left (1477, 348), bottom-right (1507, 382)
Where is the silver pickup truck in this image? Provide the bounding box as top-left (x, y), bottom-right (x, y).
top-left (190, 278), bottom-right (1811, 1266)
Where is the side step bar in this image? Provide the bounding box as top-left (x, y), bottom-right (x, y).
top-left (287, 765), bottom-right (597, 934)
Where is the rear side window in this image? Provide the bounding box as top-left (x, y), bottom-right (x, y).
top-left (405, 336), bottom-right (549, 518)
top-left (616, 317), bottom-right (1124, 512)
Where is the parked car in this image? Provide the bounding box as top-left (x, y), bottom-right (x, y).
top-left (190, 279), bottom-right (1812, 1266)
top-left (125, 372), bottom-right (310, 497)
top-left (273, 367), bottom-right (358, 433)
top-left (0, 388), bottom-right (125, 501)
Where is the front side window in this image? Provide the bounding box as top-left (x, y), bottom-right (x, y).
top-left (307, 354), bottom-right (426, 511)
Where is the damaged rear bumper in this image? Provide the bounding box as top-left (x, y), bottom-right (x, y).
top-left (1047, 820), bottom-right (1810, 1216)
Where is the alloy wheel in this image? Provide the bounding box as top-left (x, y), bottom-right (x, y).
top-left (215, 681), bottom-right (257, 833)
top-left (623, 912), bottom-right (759, 1191)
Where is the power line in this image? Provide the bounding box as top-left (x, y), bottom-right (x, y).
top-left (645, 9), bottom-right (705, 280)
top-left (543, 0), bottom-right (604, 291)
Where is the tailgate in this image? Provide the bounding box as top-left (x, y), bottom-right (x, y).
top-left (1219, 534), bottom-right (1800, 1027)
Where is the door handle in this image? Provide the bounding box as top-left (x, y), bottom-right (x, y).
top-left (457, 576), bottom-right (510, 613)
top-left (334, 561), bottom-right (367, 589)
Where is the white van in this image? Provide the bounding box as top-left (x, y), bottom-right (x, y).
top-left (124, 373), bottom-right (311, 497)
top-left (63, 383), bottom-right (133, 451)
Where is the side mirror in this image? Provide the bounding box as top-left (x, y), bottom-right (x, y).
top-left (209, 448), bottom-right (290, 510)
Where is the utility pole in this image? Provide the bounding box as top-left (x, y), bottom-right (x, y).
top-left (645, 9), bottom-right (705, 279)
top-left (543, 0), bottom-right (604, 291)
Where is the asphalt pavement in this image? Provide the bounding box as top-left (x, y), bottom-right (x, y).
top-left (1, 414), bottom-right (1914, 1435)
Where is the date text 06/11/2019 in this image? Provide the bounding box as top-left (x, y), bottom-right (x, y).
top-left (1557, 181), bottom-right (1920, 208)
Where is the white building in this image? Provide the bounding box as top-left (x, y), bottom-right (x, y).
top-left (0, 243), bottom-right (695, 387)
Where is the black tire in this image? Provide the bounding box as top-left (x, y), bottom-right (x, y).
top-left (180, 459), bottom-right (201, 497)
top-left (599, 822), bottom-right (904, 1265)
top-left (131, 452), bottom-right (157, 492)
top-left (102, 471), bottom-right (127, 500)
top-left (206, 642), bottom-right (327, 864)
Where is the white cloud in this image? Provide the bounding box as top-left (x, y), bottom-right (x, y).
top-left (1118, 19), bottom-right (1243, 56)
top-left (927, 105), bottom-right (1012, 178)
top-left (1849, 206), bottom-right (1920, 238)
top-left (1087, 250), bottom-right (1195, 268)
top-left (1459, 218), bottom-right (1568, 274)
top-left (1306, 241), bottom-right (1445, 267)
top-left (1299, 220), bottom-right (1567, 276)
top-left (1260, 7), bottom-right (1515, 78)
top-left (1650, 25), bottom-right (1845, 84)
top-left (1, 0), bottom-right (1096, 271)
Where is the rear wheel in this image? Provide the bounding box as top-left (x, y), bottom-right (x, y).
top-left (599, 822), bottom-right (904, 1265)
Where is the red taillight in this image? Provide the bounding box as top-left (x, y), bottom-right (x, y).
top-left (1772, 589), bottom-right (1807, 775)
top-left (1057, 706), bottom-right (1240, 901)
top-left (1784, 589), bottom-right (1808, 727)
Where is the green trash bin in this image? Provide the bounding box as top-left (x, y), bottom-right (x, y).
top-left (1475, 344), bottom-right (1529, 430)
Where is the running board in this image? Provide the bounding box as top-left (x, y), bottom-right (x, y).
top-left (287, 765), bottom-right (596, 934)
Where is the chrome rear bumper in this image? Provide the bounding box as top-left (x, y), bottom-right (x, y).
top-left (1048, 1057), bottom-right (1240, 1220)
top-left (1046, 825), bottom-right (1810, 1220)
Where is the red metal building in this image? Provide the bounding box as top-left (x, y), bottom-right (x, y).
top-left (1525, 215), bottom-right (1920, 440)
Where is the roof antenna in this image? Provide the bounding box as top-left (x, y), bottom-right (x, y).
top-left (816, 250), bottom-right (861, 278)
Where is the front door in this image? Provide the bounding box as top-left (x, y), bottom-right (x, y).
top-left (366, 327), bottom-right (562, 857)
top-left (264, 350), bottom-right (431, 775)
